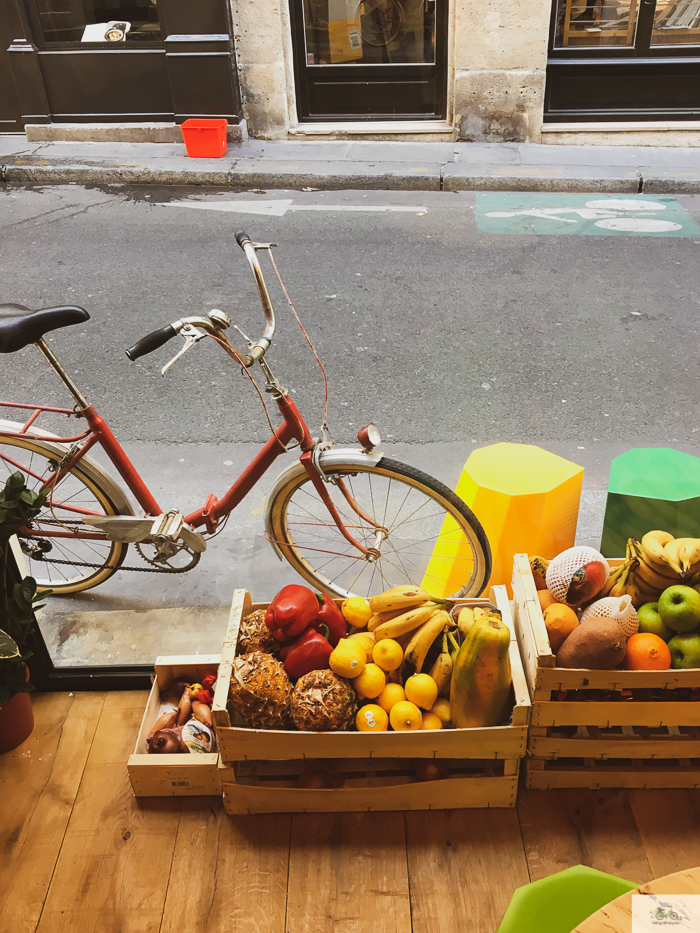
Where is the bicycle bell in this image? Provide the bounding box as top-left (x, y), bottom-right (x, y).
top-left (358, 424), bottom-right (381, 452)
top-left (208, 309), bottom-right (231, 329)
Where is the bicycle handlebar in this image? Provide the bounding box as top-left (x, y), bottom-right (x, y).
top-left (125, 324), bottom-right (178, 361)
top-left (125, 231), bottom-right (276, 367)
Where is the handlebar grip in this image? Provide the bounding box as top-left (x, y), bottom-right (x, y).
top-left (235, 230), bottom-right (251, 248)
top-left (125, 324), bottom-right (178, 361)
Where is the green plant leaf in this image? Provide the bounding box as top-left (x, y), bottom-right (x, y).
top-left (0, 629), bottom-right (20, 660)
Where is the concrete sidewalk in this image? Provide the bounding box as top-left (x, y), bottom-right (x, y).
top-left (2, 133), bottom-right (700, 192)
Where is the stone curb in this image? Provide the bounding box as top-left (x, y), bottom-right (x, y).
top-left (3, 157), bottom-right (700, 193)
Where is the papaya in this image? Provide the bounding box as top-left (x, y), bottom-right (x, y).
top-left (450, 617), bottom-right (512, 728)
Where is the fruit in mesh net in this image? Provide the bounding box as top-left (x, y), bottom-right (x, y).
top-left (291, 669), bottom-right (357, 732)
top-left (237, 609), bottom-right (278, 656)
top-left (228, 650), bottom-right (293, 729)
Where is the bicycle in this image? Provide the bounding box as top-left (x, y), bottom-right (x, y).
top-left (0, 232), bottom-right (491, 599)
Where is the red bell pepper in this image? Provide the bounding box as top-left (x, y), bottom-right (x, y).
top-left (265, 584), bottom-right (319, 643)
top-left (312, 593), bottom-right (347, 647)
top-left (280, 627), bottom-right (333, 679)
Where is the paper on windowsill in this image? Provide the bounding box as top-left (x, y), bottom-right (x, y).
top-left (632, 895), bottom-right (700, 932)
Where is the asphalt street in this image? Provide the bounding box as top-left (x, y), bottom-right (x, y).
top-left (1, 184), bottom-right (699, 664)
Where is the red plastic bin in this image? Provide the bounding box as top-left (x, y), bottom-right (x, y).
top-left (180, 119), bottom-right (228, 158)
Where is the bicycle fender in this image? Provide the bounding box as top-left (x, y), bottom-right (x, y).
top-left (0, 419), bottom-right (135, 517)
top-left (264, 446), bottom-right (384, 563)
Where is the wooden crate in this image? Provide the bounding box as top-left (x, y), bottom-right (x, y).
top-left (127, 656), bottom-right (222, 797)
top-left (512, 552), bottom-right (700, 789)
top-left (212, 585), bottom-right (531, 812)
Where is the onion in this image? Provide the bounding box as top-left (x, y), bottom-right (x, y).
top-left (146, 727), bottom-right (183, 754)
top-left (297, 768), bottom-right (344, 789)
top-left (414, 759), bottom-right (450, 782)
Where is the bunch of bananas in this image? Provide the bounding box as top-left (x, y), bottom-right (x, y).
top-left (366, 585), bottom-right (503, 695)
top-left (598, 531), bottom-right (700, 608)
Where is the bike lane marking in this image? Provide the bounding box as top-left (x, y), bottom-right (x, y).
top-left (163, 199), bottom-right (428, 216)
top-left (475, 193), bottom-right (700, 237)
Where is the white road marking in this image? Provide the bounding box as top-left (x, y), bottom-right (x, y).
top-left (164, 200), bottom-right (428, 217)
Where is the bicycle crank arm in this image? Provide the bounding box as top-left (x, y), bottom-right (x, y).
top-left (82, 514), bottom-right (207, 552)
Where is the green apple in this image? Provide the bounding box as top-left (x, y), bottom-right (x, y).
top-left (668, 632), bottom-right (700, 670)
top-left (658, 585), bottom-right (700, 633)
top-left (637, 602), bottom-right (674, 642)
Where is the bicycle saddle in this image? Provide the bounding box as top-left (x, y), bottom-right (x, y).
top-left (0, 304), bottom-right (89, 353)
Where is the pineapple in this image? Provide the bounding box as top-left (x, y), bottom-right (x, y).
top-left (228, 651), bottom-right (293, 729)
top-left (238, 609), bottom-right (277, 656)
top-left (291, 670), bottom-right (357, 732)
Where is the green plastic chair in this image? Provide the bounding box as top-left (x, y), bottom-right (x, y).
top-left (497, 865), bottom-right (639, 933)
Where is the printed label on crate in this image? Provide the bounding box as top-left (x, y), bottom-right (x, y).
top-left (632, 895), bottom-right (700, 930)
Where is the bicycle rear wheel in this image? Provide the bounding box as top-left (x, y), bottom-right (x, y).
top-left (0, 434), bottom-right (127, 593)
top-left (267, 457), bottom-right (491, 600)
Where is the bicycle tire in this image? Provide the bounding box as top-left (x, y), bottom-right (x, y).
top-left (267, 457), bottom-right (491, 600)
top-left (0, 434), bottom-right (127, 593)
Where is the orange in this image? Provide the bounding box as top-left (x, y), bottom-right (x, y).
top-left (542, 603), bottom-right (579, 652)
top-left (389, 700), bottom-right (422, 732)
top-left (624, 632), bottom-right (671, 671)
top-left (377, 683), bottom-right (405, 714)
top-left (355, 704), bottom-right (389, 732)
top-left (538, 589), bottom-right (557, 611)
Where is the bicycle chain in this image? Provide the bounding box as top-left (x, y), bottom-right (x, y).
top-left (33, 555), bottom-right (197, 574)
top-left (25, 518), bottom-right (200, 574)
top-left (30, 557), bottom-right (197, 573)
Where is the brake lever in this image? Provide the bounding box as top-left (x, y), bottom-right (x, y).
top-left (161, 323), bottom-right (207, 376)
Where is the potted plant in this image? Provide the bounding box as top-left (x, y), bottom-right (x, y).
top-left (0, 471), bottom-right (50, 752)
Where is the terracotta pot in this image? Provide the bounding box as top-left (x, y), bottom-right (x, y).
top-left (0, 665), bottom-right (34, 753)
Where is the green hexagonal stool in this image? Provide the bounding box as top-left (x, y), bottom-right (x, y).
top-left (496, 864), bottom-right (638, 933)
top-left (600, 448), bottom-right (700, 558)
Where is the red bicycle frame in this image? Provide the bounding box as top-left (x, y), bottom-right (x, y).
top-left (0, 393), bottom-right (377, 556)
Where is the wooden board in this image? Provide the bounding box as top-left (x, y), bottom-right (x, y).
top-left (531, 725), bottom-right (700, 760)
top-left (36, 692), bottom-right (183, 933)
top-left (627, 789), bottom-right (700, 879)
top-left (223, 774), bottom-right (518, 813)
top-left (285, 812), bottom-right (411, 933)
top-left (405, 808), bottom-right (530, 933)
top-left (526, 762), bottom-right (700, 790)
top-left (160, 799), bottom-right (291, 933)
top-left (0, 692), bottom-right (105, 932)
top-left (213, 586), bottom-right (531, 766)
top-left (531, 701), bottom-right (700, 728)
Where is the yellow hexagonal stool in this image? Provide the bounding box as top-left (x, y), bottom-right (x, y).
top-left (424, 443), bottom-right (583, 596)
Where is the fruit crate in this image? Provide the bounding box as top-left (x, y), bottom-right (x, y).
top-left (211, 586), bottom-right (531, 812)
top-left (512, 553), bottom-right (700, 789)
top-left (127, 655), bottom-right (222, 797)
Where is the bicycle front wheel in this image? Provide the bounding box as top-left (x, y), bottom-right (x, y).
top-left (267, 457), bottom-right (491, 600)
top-left (0, 434), bottom-right (127, 593)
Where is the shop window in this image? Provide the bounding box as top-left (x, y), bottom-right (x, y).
top-left (552, 0), bottom-right (640, 47)
top-left (36, 0), bottom-right (161, 44)
top-left (302, 0), bottom-right (436, 65)
top-left (651, 0), bottom-right (700, 45)
top-left (553, 0), bottom-right (700, 47)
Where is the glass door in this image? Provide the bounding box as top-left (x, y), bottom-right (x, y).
top-left (290, 0), bottom-right (447, 120)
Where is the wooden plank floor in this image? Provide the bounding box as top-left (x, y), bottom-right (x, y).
top-left (2, 691), bottom-right (700, 933)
